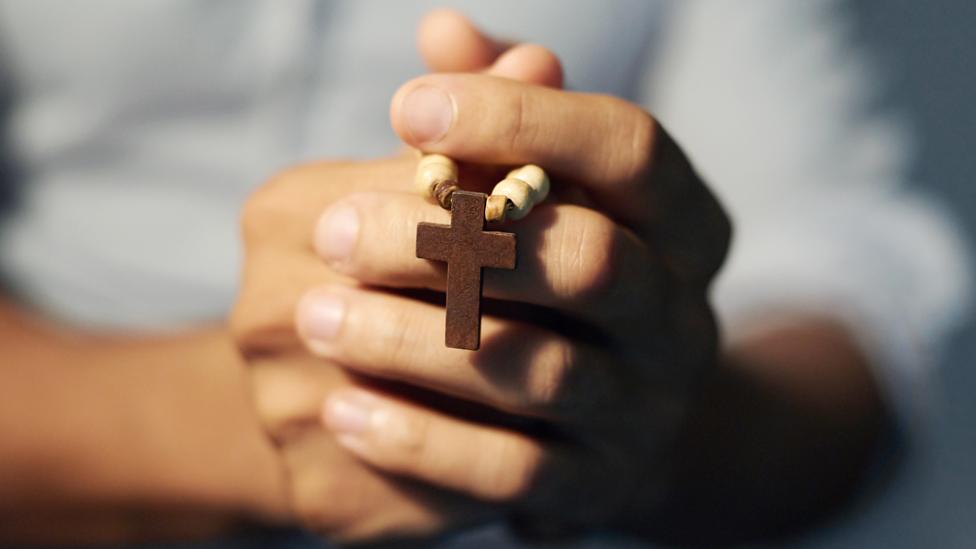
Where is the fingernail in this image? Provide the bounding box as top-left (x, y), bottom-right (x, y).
top-left (322, 391), bottom-right (377, 436)
top-left (401, 86), bottom-right (455, 144)
top-left (314, 204), bottom-right (359, 264)
top-left (298, 291), bottom-right (345, 344)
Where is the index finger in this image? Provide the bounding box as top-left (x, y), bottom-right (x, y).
top-left (390, 73), bottom-right (656, 225)
top-left (390, 73), bottom-right (731, 280)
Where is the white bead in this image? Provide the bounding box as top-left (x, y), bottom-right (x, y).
top-left (415, 154), bottom-right (457, 197)
top-left (491, 177), bottom-right (534, 220)
top-left (506, 164), bottom-right (549, 202)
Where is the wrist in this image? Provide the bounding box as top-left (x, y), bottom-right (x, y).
top-left (88, 329), bottom-right (293, 524)
top-left (0, 316), bottom-right (293, 540)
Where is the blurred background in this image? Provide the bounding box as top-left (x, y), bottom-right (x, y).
top-left (0, 1), bottom-right (970, 547)
top-left (802, 1), bottom-right (975, 547)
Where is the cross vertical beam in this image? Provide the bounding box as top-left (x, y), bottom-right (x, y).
top-left (416, 191), bottom-right (517, 350)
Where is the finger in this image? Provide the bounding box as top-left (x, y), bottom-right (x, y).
top-left (417, 9), bottom-right (507, 73)
top-left (390, 74), bottom-right (730, 278)
top-left (312, 191), bottom-right (661, 322)
top-left (251, 351), bottom-right (354, 442)
top-left (487, 43), bottom-right (563, 88)
top-left (250, 352), bottom-right (496, 541)
top-left (321, 388), bottom-right (566, 504)
top-left (390, 74), bottom-right (654, 221)
top-left (295, 285), bottom-right (621, 420)
top-left (417, 9), bottom-right (563, 88)
top-left (231, 158), bottom-right (419, 349)
top-left (283, 429), bottom-right (494, 542)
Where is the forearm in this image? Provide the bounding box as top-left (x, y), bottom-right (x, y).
top-left (0, 301), bottom-right (291, 543)
top-left (645, 317), bottom-right (887, 545)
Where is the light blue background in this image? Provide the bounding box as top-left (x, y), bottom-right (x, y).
top-left (804, 1), bottom-right (976, 547)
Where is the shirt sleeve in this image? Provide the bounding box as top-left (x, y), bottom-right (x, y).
top-left (640, 0), bottom-right (973, 431)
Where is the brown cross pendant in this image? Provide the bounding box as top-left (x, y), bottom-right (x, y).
top-left (416, 191), bottom-right (517, 350)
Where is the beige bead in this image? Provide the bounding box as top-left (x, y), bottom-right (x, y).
top-left (506, 164), bottom-right (549, 202)
top-left (490, 177), bottom-right (535, 220)
top-left (486, 164), bottom-right (549, 221)
top-left (415, 153), bottom-right (458, 197)
top-left (485, 194), bottom-right (509, 222)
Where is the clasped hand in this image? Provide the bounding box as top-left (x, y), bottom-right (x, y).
top-left (231, 12), bottom-right (730, 543)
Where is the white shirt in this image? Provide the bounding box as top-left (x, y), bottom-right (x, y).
top-left (0, 0), bottom-right (971, 544)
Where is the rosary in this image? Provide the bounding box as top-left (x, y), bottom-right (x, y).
top-left (414, 153), bottom-right (549, 350)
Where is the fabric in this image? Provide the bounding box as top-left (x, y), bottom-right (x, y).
top-left (642, 0), bottom-right (973, 434)
top-left (0, 0), bottom-right (971, 545)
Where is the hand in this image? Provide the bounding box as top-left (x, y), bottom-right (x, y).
top-left (230, 10), bottom-right (573, 543)
top-left (291, 38), bottom-right (732, 535)
top-left (235, 158), bottom-right (500, 543)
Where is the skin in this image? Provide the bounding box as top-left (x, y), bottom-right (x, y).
top-left (239, 10), bottom-right (885, 544)
top-left (0, 300), bottom-right (290, 544)
top-left (0, 9), bottom-right (885, 546)
top-left (0, 13), bottom-right (572, 545)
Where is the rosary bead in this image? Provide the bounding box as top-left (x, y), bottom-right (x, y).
top-left (506, 164), bottom-right (549, 202)
top-left (491, 177), bottom-right (534, 220)
top-left (417, 154), bottom-right (548, 221)
top-left (415, 153), bottom-right (458, 197)
top-left (485, 194), bottom-right (509, 222)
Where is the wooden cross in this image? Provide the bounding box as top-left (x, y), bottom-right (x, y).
top-left (416, 191), bottom-right (517, 350)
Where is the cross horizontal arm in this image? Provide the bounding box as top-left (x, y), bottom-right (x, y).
top-left (476, 231), bottom-right (517, 270)
top-left (416, 222), bottom-right (453, 262)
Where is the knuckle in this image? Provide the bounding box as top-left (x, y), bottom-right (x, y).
top-left (525, 337), bottom-right (576, 410)
top-left (503, 86), bottom-right (537, 155)
top-left (247, 364), bottom-right (294, 440)
top-left (526, 339), bottom-right (613, 418)
top-left (240, 163), bottom-right (361, 248)
top-left (228, 285), bottom-right (288, 350)
top-left (361, 300), bottom-right (423, 377)
top-left (666, 176), bottom-right (734, 283)
top-left (635, 122), bottom-right (732, 283)
top-left (698, 192), bottom-right (733, 279)
top-left (593, 97), bottom-right (656, 187)
top-left (383, 409), bottom-right (436, 469)
top-left (289, 456), bottom-right (348, 534)
top-left (239, 167), bottom-right (303, 244)
top-left (550, 208), bottom-right (620, 301)
top-left (623, 107), bottom-right (657, 184)
top-left (475, 436), bottom-right (542, 502)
